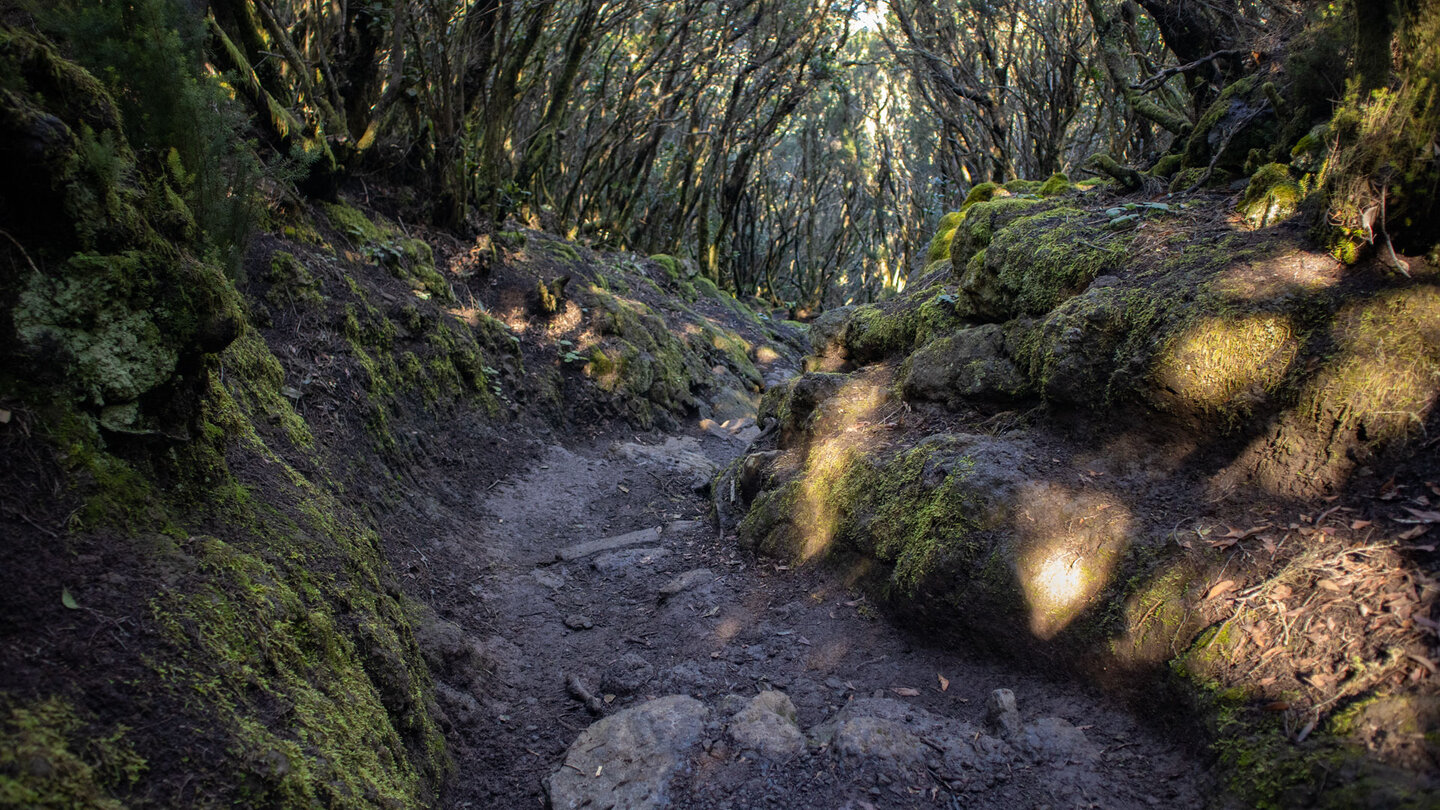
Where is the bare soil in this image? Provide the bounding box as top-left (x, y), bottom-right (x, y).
top-left (387, 416), bottom-right (1213, 809)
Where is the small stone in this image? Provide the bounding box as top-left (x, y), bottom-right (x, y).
top-left (659, 568), bottom-right (715, 599)
top-left (727, 691), bottom-right (806, 759)
top-left (564, 614), bottom-right (594, 630)
top-left (985, 688), bottom-right (1022, 739)
top-left (532, 568), bottom-right (565, 589)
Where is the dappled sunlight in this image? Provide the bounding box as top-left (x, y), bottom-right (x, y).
top-left (1013, 483), bottom-right (1131, 639)
top-left (1154, 313), bottom-right (1298, 416)
top-left (1211, 248), bottom-right (1342, 303)
top-left (542, 300), bottom-right (585, 336)
top-left (446, 305), bottom-right (490, 329)
top-left (794, 371), bottom-right (894, 562)
top-left (1224, 285), bottom-right (1440, 498)
top-left (715, 616), bottom-right (744, 643)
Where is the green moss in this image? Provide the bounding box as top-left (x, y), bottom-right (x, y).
top-left (1239, 163), bottom-right (1302, 228)
top-left (1149, 155), bottom-right (1183, 179)
top-left (1038, 173), bottom-right (1071, 197)
top-left (265, 250), bottom-right (323, 307)
top-left (1151, 311), bottom-right (1300, 427)
top-left (495, 230), bottom-right (527, 248)
top-left (0, 698), bottom-right (142, 809)
top-left (925, 211), bottom-right (964, 264)
top-left (1300, 286), bottom-right (1440, 448)
top-left (321, 200), bottom-right (385, 244)
top-left (537, 240), bottom-right (580, 263)
top-left (154, 531), bottom-right (439, 808)
top-left (948, 197), bottom-right (1044, 274)
top-left (321, 202), bottom-right (452, 303)
top-left (650, 254), bottom-right (680, 280)
top-left (833, 443), bottom-right (982, 593)
top-left (583, 286), bottom-right (707, 427)
top-left (222, 328), bottom-right (315, 451)
top-left (959, 182), bottom-right (1004, 213)
top-left (1169, 167), bottom-right (1210, 193)
top-left (695, 276), bottom-right (722, 299)
top-left (959, 207), bottom-right (1130, 321)
top-left (1003, 179), bottom-right (1041, 195)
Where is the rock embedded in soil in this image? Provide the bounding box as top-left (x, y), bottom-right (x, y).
top-left (563, 614), bottom-right (594, 630)
top-left (546, 695), bottom-right (709, 810)
top-left (591, 546), bottom-right (670, 573)
top-left (726, 691), bottom-right (806, 759)
top-left (601, 652), bottom-right (655, 696)
top-left (984, 688), bottom-right (1023, 739)
top-left (556, 526), bottom-right (662, 561)
top-left (613, 437), bottom-right (719, 482)
top-left (1016, 716), bottom-right (1101, 763)
top-left (659, 568), bottom-right (716, 599)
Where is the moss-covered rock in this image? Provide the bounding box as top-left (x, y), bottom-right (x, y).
top-left (1239, 163), bottom-right (1302, 228)
top-left (959, 181), bottom-right (1006, 213)
top-left (925, 211), bottom-right (964, 267)
top-left (901, 322), bottom-right (1033, 405)
top-left (584, 287), bottom-right (706, 428)
top-left (948, 197), bottom-right (1044, 275)
top-left (1182, 76), bottom-right (1275, 173)
top-left (1038, 173), bottom-right (1072, 197)
top-left (1149, 155), bottom-right (1183, 179)
top-left (956, 206), bottom-right (1130, 322)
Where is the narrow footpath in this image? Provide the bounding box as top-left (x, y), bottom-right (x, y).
top-left (419, 420), bottom-right (1212, 809)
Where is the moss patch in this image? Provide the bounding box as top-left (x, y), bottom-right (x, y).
top-left (958, 207), bottom-right (1130, 321)
top-left (0, 698), bottom-right (143, 809)
top-left (1239, 163), bottom-right (1302, 229)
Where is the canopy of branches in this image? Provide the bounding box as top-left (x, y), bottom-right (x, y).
top-left (35, 0), bottom-right (1436, 309)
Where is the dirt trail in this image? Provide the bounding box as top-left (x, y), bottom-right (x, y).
top-left (429, 421), bottom-right (1212, 809)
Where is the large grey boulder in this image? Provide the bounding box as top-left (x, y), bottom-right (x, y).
top-left (546, 695), bottom-right (709, 810)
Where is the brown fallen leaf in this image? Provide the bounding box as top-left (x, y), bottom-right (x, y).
top-left (1206, 580), bottom-right (1236, 600)
top-left (1401, 507), bottom-right (1440, 524)
top-left (1271, 584), bottom-right (1294, 599)
top-left (1399, 526), bottom-right (1431, 541)
top-left (1379, 477), bottom-right (1400, 501)
top-left (937, 674), bottom-right (950, 692)
top-left (1317, 579), bottom-right (1344, 592)
top-left (892, 687), bottom-right (920, 697)
top-left (1351, 519), bottom-right (1373, 530)
top-left (1407, 654), bottom-right (1438, 675)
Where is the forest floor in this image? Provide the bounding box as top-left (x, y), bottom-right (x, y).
top-left (384, 413), bottom-right (1214, 809)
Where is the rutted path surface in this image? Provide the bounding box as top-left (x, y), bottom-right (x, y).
top-left (430, 422), bottom-right (1212, 809)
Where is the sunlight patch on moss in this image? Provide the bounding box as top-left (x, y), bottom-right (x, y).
top-left (1153, 313), bottom-right (1299, 424)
